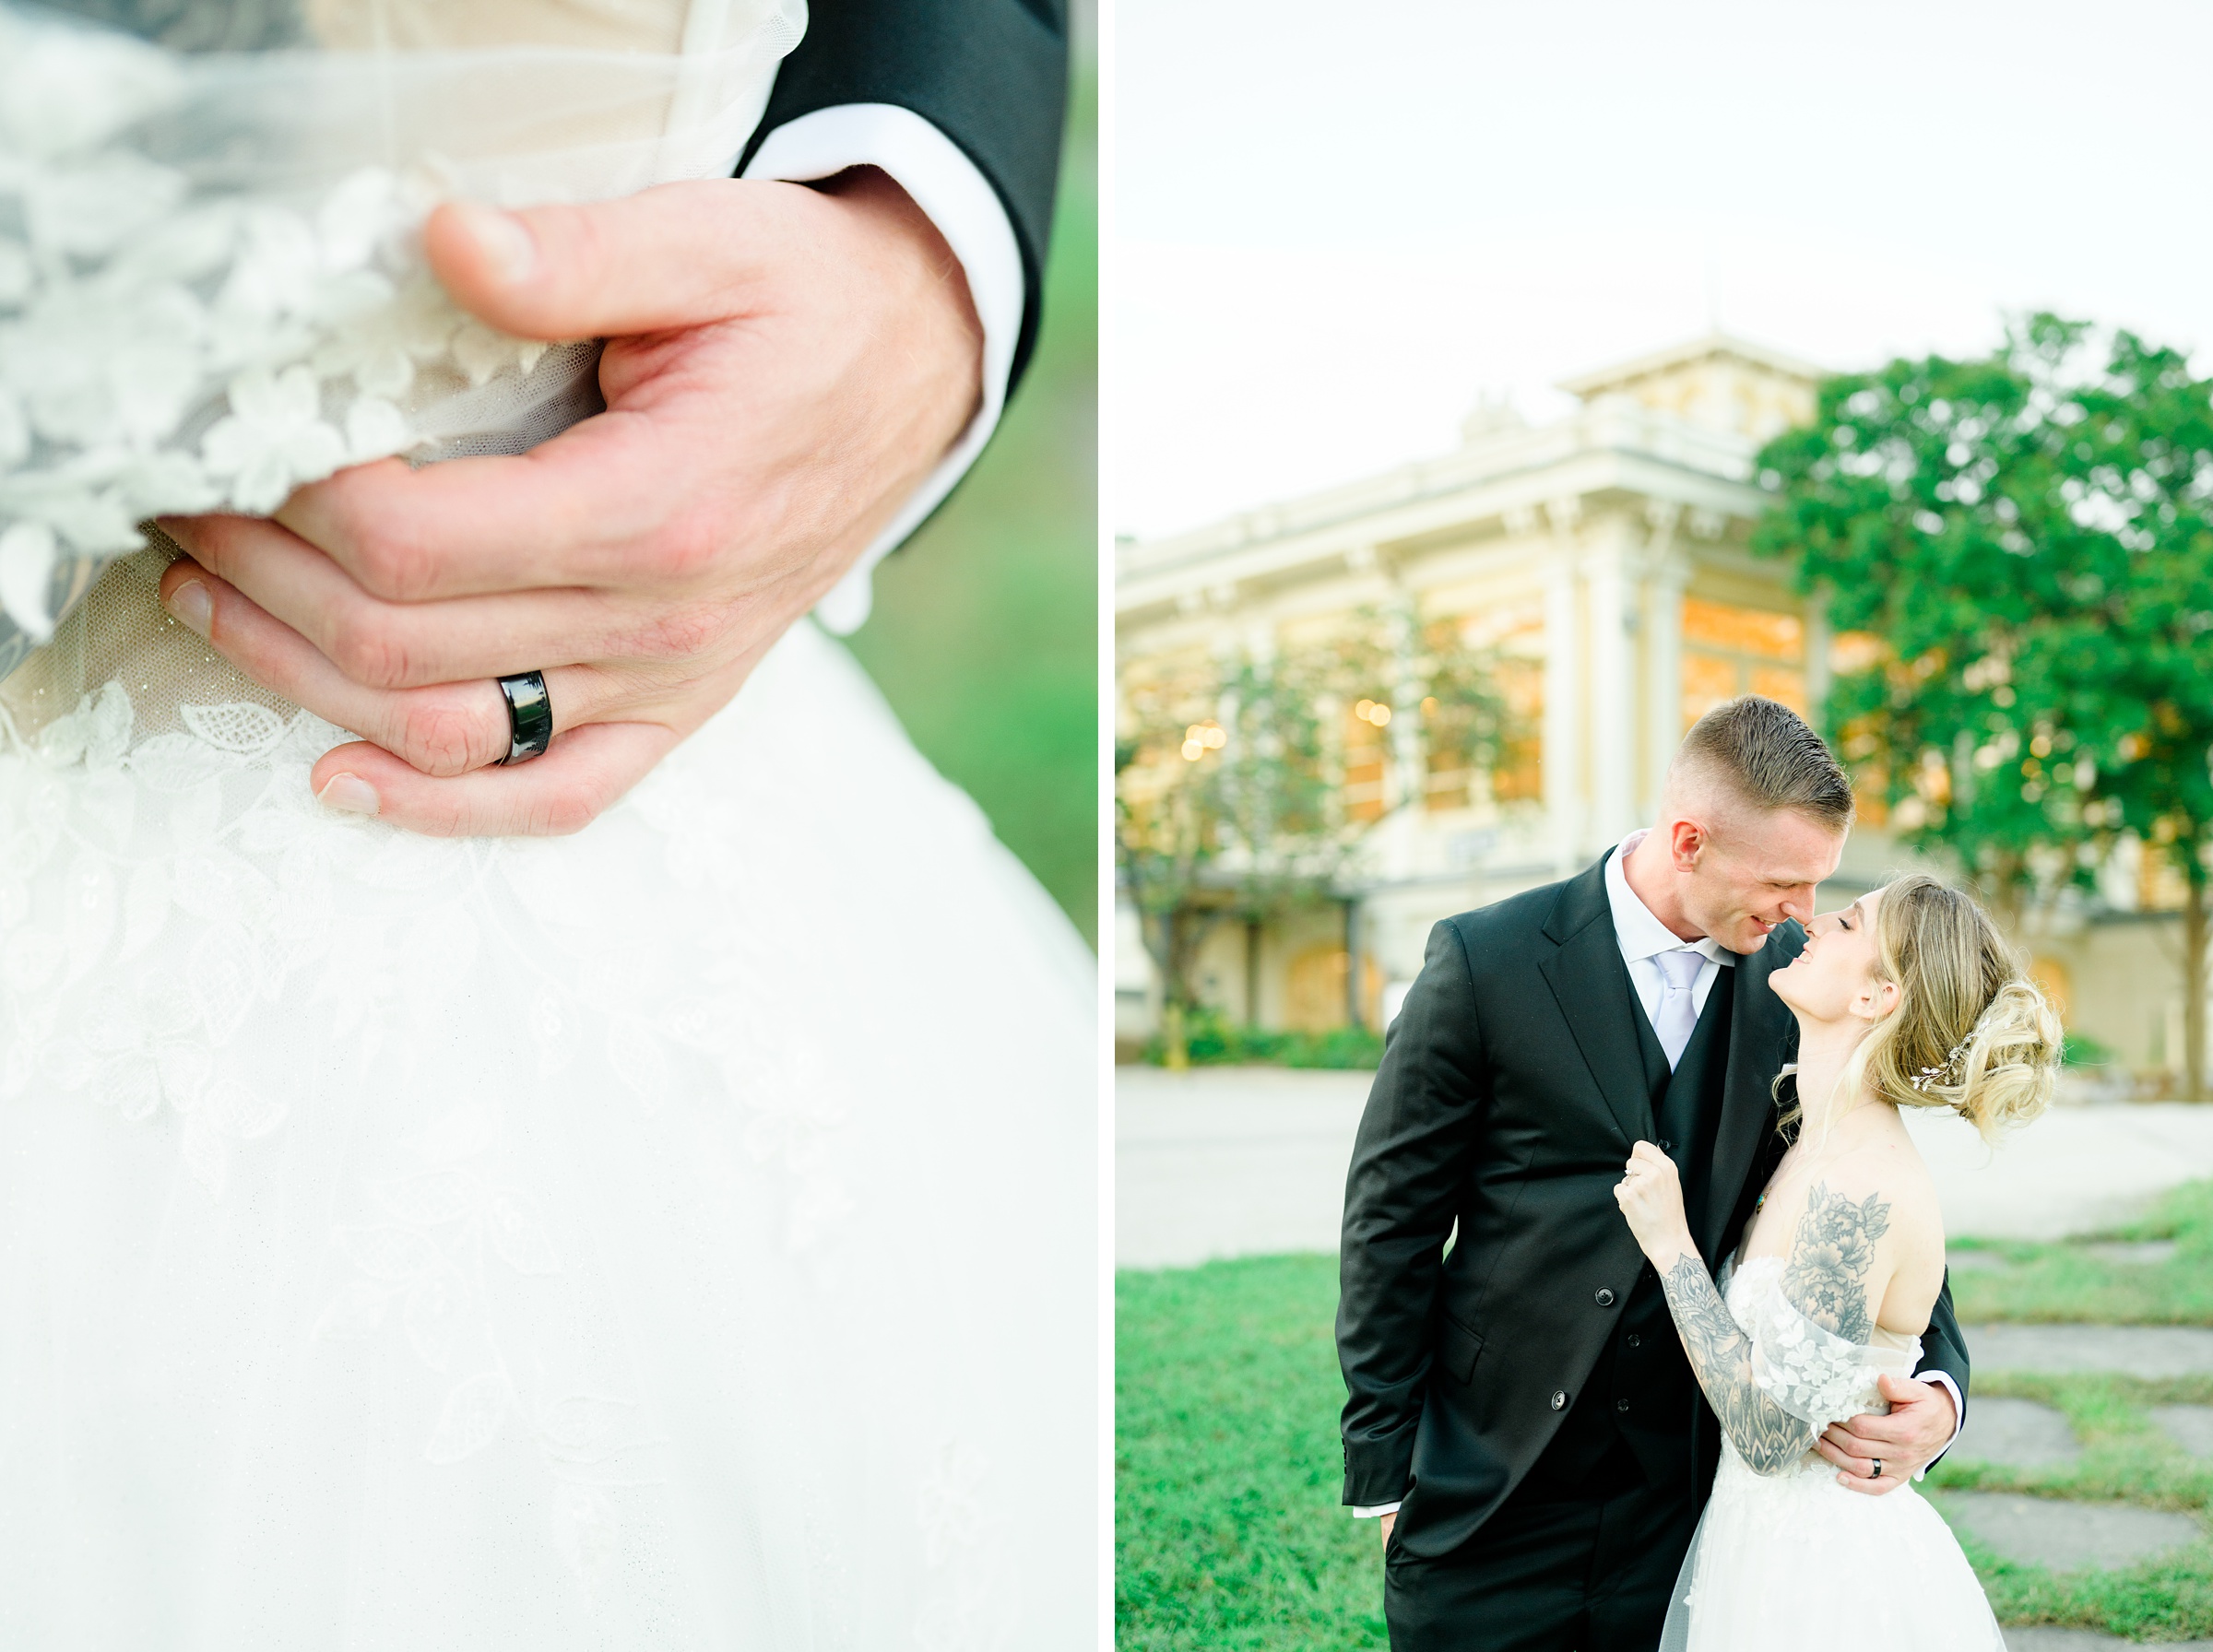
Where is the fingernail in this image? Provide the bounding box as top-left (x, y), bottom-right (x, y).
top-left (317, 773), bottom-right (380, 817)
top-left (454, 202), bottom-right (536, 284)
top-left (166, 579), bottom-right (211, 637)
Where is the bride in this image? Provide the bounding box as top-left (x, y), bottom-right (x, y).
top-left (1615, 872), bottom-right (2061, 1651)
top-left (0, 2), bottom-right (1094, 1647)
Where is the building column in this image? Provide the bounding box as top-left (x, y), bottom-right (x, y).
top-left (1542, 499), bottom-right (1584, 872)
top-left (1642, 502), bottom-right (1687, 822)
top-left (1390, 594), bottom-right (1424, 817)
top-left (1584, 520), bottom-right (1635, 850)
top-left (1805, 597), bottom-right (1832, 727)
top-left (1343, 896), bottom-right (1364, 1030)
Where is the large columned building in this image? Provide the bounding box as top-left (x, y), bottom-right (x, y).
top-left (1116, 335), bottom-right (2181, 1082)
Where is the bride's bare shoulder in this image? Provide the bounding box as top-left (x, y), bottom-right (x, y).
top-left (1790, 1138), bottom-right (1945, 1334)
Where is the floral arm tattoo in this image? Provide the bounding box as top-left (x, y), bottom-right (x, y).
top-left (1657, 1183), bottom-right (1892, 1476)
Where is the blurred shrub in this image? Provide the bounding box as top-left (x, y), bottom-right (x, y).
top-left (2064, 1032), bottom-right (2115, 1067)
top-left (1141, 1005), bottom-right (1383, 1070)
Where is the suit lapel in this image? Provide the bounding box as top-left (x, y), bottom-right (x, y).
top-left (1700, 926), bottom-right (1798, 1261)
top-left (1537, 855), bottom-right (1657, 1150)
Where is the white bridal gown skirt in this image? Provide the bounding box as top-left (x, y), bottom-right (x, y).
top-left (1668, 1448), bottom-right (2006, 1651)
top-left (0, 592), bottom-right (1097, 1649)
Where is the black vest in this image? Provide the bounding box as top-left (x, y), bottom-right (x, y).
top-left (1521, 962), bottom-right (1735, 1495)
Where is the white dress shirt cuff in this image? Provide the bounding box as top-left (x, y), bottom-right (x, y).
top-left (741, 102), bottom-right (1024, 634)
top-left (1351, 1501), bottom-right (1402, 1518)
top-left (1914, 1369), bottom-right (1965, 1481)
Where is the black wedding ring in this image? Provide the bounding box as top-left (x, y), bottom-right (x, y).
top-left (497, 670), bottom-right (553, 764)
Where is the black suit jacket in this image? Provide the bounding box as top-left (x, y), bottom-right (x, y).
top-left (740, 0), bottom-right (1070, 390)
top-left (1336, 853), bottom-right (1970, 1558)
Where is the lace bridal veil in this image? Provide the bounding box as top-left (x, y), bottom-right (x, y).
top-left (0, 6), bottom-right (1099, 1648)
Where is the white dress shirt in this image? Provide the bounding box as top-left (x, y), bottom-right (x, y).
top-left (743, 103), bottom-right (1026, 635)
top-left (1354, 832), bottom-right (1960, 1517)
top-left (1604, 828), bottom-right (1734, 1061)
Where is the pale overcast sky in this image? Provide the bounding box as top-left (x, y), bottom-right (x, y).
top-left (1111, 0), bottom-right (2213, 538)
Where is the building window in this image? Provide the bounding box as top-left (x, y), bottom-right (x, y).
top-left (1343, 705), bottom-right (1387, 822)
top-left (1680, 596), bottom-right (1806, 726)
top-left (1490, 655), bottom-right (1544, 803)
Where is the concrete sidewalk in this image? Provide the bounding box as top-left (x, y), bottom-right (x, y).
top-left (1116, 1065), bottom-right (2213, 1269)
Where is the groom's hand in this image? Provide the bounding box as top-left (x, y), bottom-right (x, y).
top-left (156, 168), bottom-right (982, 835)
top-left (1817, 1372), bottom-right (1958, 1495)
top-left (1378, 1511), bottom-right (1396, 1550)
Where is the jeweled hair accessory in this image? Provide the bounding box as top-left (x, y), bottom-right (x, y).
top-left (1910, 1029), bottom-right (1978, 1094)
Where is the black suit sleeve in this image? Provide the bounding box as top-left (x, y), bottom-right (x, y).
top-left (1916, 1269), bottom-right (1970, 1463)
top-left (739, 0), bottom-right (1069, 389)
top-left (1337, 920), bottom-right (1490, 1506)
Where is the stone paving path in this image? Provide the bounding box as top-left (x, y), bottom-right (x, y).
top-left (1937, 1492), bottom-right (2200, 1571)
top-left (2155, 1404), bottom-right (2213, 1458)
top-left (1959, 1241), bottom-right (2186, 1271)
top-left (2006, 1633), bottom-right (2213, 1650)
top-left (1116, 1066), bottom-right (2213, 1266)
top-left (1967, 1323), bottom-right (2213, 1376)
top-left (1956, 1398), bottom-right (2081, 1467)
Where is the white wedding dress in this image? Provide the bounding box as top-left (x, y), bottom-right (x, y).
top-left (0, 5), bottom-right (1096, 1648)
top-left (1661, 1257), bottom-right (2004, 1652)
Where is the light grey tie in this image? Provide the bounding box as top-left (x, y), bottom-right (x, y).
top-left (1651, 949), bottom-right (1706, 1070)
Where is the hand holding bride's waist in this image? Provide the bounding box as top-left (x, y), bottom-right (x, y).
top-left (159, 168), bottom-right (982, 837)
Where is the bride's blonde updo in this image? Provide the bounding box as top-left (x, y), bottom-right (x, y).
top-left (1857, 873), bottom-right (2064, 1142)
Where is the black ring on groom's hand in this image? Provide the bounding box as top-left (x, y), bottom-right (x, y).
top-left (497, 670), bottom-right (553, 764)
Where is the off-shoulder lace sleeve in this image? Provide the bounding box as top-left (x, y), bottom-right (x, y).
top-left (1742, 1266), bottom-right (1921, 1432)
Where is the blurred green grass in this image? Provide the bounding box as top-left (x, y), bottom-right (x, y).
top-left (1949, 1179), bottom-right (2213, 1325)
top-left (845, 80), bottom-right (1097, 947)
top-left (1118, 1255), bottom-right (1386, 1651)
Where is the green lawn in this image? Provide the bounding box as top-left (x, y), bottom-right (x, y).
top-left (1949, 1179), bottom-right (2213, 1325)
top-left (1118, 1181), bottom-right (2213, 1647)
top-left (1117, 1256), bottom-right (1385, 1651)
top-left (845, 81), bottom-right (1097, 946)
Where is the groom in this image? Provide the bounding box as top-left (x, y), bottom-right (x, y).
top-left (1337, 695), bottom-right (1970, 1651)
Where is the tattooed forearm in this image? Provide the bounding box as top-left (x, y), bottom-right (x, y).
top-left (1654, 1182), bottom-right (1891, 1476)
top-left (1781, 1184), bottom-right (1890, 1344)
top-left (1658, 1255), bottom-right (1817, 1475)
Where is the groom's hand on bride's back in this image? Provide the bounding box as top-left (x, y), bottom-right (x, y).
top-left (1816, 1372), bottom-right (1959, 1495)
top-left (155, 169), bottom-right (982, 835)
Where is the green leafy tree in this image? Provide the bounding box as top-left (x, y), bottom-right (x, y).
top-left (1754, 314), bottom-right (2213, 1096)
top-left (1116, 613), bottom-right (1516, 1067)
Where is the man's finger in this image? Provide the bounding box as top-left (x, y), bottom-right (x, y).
top-left (308, 719), bottom-right (680, 837)
top-left (1815, 1434), bottom-right (1913, 1492)
top-left (1825, 1410), bottom-right (1918, 1446)
top-left (1833, 1471), bottom-right (1905, 1497)
top-left (1814, 1434), bottom-right (1876, 1477)
top-left (159, 559), bottom-right (625, 778)
top-left (425, 180), bottom-right (810, 342)
top-left (271, 408), bottom-right (706, 600)
top-left (162, 513), bottom-right (648, 685)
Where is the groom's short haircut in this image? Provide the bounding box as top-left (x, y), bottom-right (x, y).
top-left (1671, 695), bottom-right (1854, 832)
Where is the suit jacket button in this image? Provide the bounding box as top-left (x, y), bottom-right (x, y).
top-left (1616, 1398), bottom-right (1631, 1413)
top-left (1595, 1288), bottom-right (1615, 1307)
top-left (1626, 1333), bottom-right (1642, 1349)
top-left (1550, 1389), bottom-right (1568, 1411)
